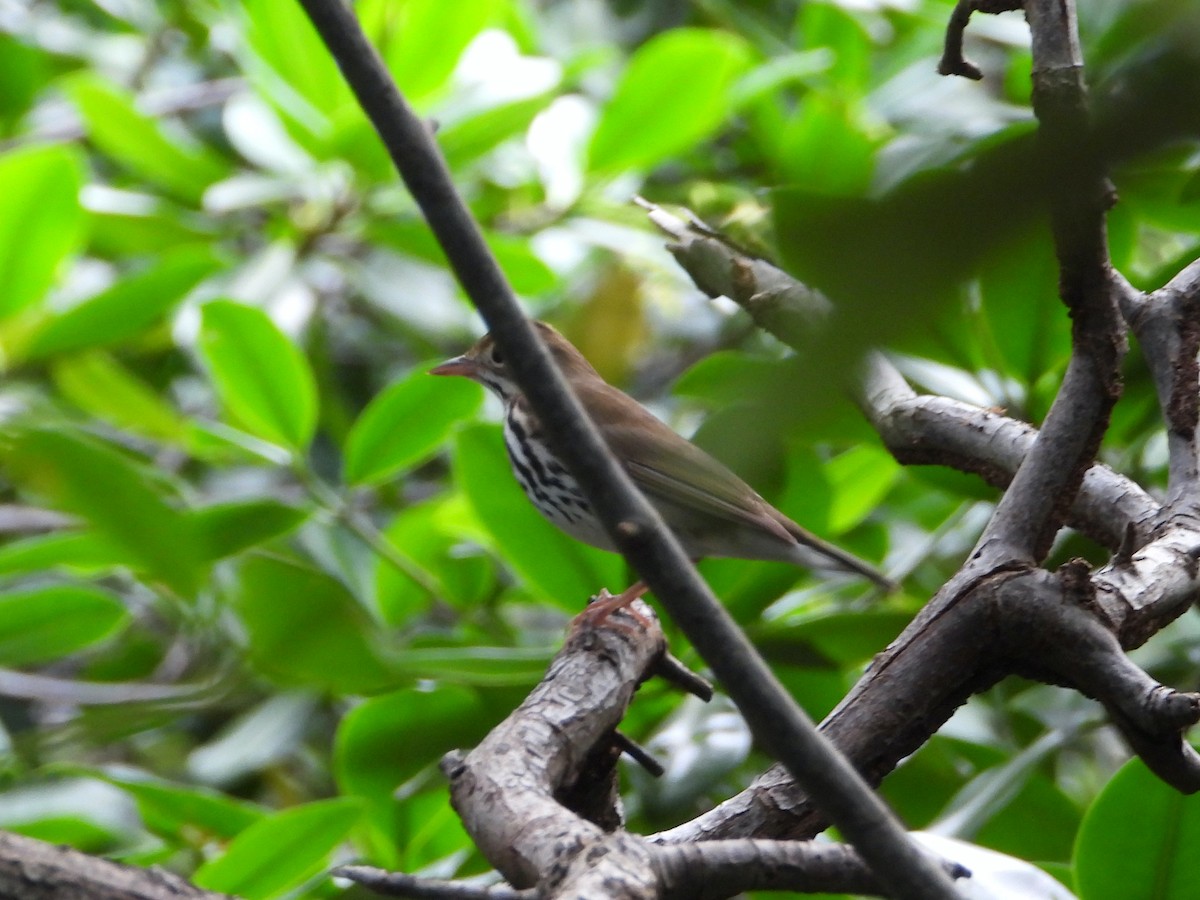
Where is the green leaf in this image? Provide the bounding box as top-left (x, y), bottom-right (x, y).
top-left (231, 555), bottom-right (395, 693)
top-left (755, 609), bottom-right (912, 669)
top-left (454, 424), bottom-right (622, 609)
top-left (978, 230), bottom-right (1069, 385)
top-left (0, 427), bottom-right (201, 596)
top-left (0, 145), bottom-right (84, 319)
top-left (335, 686), bottom-right (486, 801)
top-left (199, 300), bottom-right (319, 452)
top-left (0, 34), bottom-right (47, 130)
top-left (440, 94), bottom-right (554, 170)
top-left (0, 532), bottom-right (127, 578)
top-left (86, 193), bottom-right (211, 258)
top-left (52, 352), bottom-right (188, 442)
top-left (771, 130), bottom-right (1042, 375)
top-left (64, 74), bottom-right (228, 204)
top-left (825, 445), bottom-right (900, 534)
top-left (193, 797), bottom-right (363, 899)
top-left (6, 817), bottom-right (121, 853)
top-left (344, 364), bottom-right (480, 486)
top-left (239, 0), bottom-right (353, 139)
top-left (0, 585), bottom-right (129, 665)
top-left (1075, 758), bottom-right (1200, 899)
top-left (21, 246), bottom-right (217, 361)
top-left (673, 352), bottom-right (801, 407)
top-left (395, 786), bottom-right (475, 872)
top-left (797, 1), bottom-right (871, 92)
top-left (588, 29), bottom-right (753, 174)
top-left (369, 0), bottom-right (501, 104)
top-left (367, 221), bottom-right (556, 296)
top-left (774, 445), bottom-right (834, 537)
top-left (777, 91), bottom-right (875, 194)
top-left (376, 496), bottom-right (494, 625)
top-left (390, 645), bottom-right (553, 687)
top-left (191, 500), bottom-right (308, 561)
top-left (92, 771), bottom-right (264, 842)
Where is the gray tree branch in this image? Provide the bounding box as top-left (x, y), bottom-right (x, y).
top-left (0, 831), bottom-right (235, 900)
top-left (1118, 262), bottom-right (1200, 517)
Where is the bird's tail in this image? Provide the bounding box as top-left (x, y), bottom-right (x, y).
top-left (785, 520), bottom-right (897, 592)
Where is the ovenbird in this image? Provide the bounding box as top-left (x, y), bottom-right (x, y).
top-left (431, 322), bottom-right (893, 602)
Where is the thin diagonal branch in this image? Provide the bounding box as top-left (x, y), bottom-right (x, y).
top-left (294, 2), bottom-right (963, 897)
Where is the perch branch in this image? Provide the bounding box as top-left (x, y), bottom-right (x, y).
top-left (439, 605), bottom-right (664, 890)
top-left (361, 612), bottom-right (966, 899)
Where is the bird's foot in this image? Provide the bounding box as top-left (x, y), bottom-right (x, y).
top-left (574, 583), bottom-right (652, 633)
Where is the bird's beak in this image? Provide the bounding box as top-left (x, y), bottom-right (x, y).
top-left (429, 355), bottom-right (477, 378)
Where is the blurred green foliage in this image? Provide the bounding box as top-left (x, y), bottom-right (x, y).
top-left (0, 0), bottom-right (1197, 896)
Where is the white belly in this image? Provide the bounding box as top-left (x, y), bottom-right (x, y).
top-left (502, 414), bottom-right (615, 551)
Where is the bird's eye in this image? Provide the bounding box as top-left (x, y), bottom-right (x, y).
top-left (490, 346), bottom-right (504, 366)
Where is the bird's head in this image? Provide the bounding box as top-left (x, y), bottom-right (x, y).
top-left (430, 321), bottom-right (600, 402)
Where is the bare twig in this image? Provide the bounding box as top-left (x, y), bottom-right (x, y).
top-left (613, 730), bottom-right (666, 778)
top-left (937, 0), bottom-right (1024, 81)
top-left (652, 651), bottom-right (714, 701)
top-left (634, 196), bottom-right (831, 348)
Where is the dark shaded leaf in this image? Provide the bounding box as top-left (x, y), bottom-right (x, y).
top-left (231, 555), bottom-right (395, 693)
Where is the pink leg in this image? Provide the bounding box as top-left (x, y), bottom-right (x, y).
top-left (574, 581), bottom-right (652, 631)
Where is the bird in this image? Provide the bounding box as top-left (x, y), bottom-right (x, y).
top-left (430, 321), bottom-right (894, 617)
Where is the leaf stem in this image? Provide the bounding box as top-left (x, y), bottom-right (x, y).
top-left (297, 468), bottom-right (442, 601)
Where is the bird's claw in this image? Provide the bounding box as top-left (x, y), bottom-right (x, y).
top-left (575, 586), bottom-right (653, 633)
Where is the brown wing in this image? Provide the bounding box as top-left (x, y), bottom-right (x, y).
top-left (573, 377), bottom-right (894, 588)
top-left (573, 379), bottom-right (795, 544)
